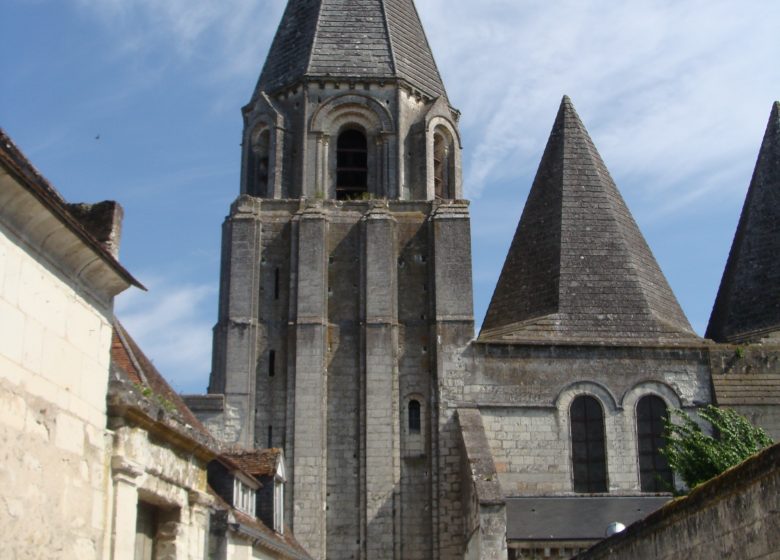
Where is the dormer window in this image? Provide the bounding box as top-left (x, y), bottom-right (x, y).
top-left (233, 476), bottom-right (256, 516)
top-left (336, 129), bottom-right (368, 200)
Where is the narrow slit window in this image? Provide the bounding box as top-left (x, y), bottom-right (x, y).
top-left (409, 400), bottom-right (421, 434)
top-left (274, 268), bottom-right (280, 300)
top-left (336, 129), bottom-right (368, 200)
top-left (637, 395), bottom-right (673, 492)
top-left (571, 395), bottom-right (608, 493)
top-left (269, 350), bottom-right (276, 377)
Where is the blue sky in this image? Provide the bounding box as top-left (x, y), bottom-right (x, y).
top-left (2, 0), bottom-right (778, 392)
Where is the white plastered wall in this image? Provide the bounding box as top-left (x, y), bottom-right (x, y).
top-left (0, 223), bottom-right (114, 559)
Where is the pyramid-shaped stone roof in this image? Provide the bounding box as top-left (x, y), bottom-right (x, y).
top-left (255, 0), bottom-right (446, 98)
top-left (480, 96), bottom-right (696, 344)
top-left (706, 102), bottom-right (780, 343)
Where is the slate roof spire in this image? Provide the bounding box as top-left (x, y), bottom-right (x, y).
top-left (706, 102), bottom-right (780, 343)
top-left (480, 96), bottom-right (696, 344)
top-left (255, 0), bottom-right (446, 98)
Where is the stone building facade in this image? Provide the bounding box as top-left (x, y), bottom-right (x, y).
top-left (186, 1), bottom-right (780, 559)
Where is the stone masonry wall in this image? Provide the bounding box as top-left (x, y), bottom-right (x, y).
top-left (0, 224), bottom-right (114, 559)
top-left (575, 442), bottom-right (780, 560)
top-left (469, 344), bottom-right (712, 495)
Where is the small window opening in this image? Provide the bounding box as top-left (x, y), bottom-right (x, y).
top-left (336, 129), bottom-right (368, 200)
top-left (274, 268), bottom-right (280, 300)
top-left (409, 400), bottom-right (421, 434)
top-left (269, 350), bottom-right (276, 377)
top-left (571, 395), bottom-right (608, 493)
top-left (433, 129), bottom-right (453, 199)
top-left (252, 128), bottom-right (271, 197)
top-left (637, 395), bottom-right (673, 492)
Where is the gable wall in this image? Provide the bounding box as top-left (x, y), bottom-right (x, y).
top-left (0, 221), bottom-right (114, 559)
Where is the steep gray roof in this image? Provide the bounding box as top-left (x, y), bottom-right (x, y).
top-left (255, 0), bottom-right (446, 98)
top-left (706, 102), bottom-right (780, 343)
top-left (480, 96), bottom-right (696, 344)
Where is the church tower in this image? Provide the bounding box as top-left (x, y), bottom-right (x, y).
top-left (204, 1), bottom-right (474, 558)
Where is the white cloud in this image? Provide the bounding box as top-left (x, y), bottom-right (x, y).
top-left (72, 0), bottom-right (286, 78)
top-left (417, 0), bottom-right (780, 203)
top-left (115, 275), bottom-right (216, 393)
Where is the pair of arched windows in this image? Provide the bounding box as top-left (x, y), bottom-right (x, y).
top-left (570, 394), bottom-right (673, 493)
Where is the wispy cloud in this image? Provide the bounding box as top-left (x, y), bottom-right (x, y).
top-left (115, 275), bottom-right (217, 393)
top-left (72, 0), bottom-right (285, 78)
top-left (418, 0), bottom-right (780, 204)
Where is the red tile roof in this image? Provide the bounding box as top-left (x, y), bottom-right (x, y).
top-left (224, 448), bottom-right (283, 478)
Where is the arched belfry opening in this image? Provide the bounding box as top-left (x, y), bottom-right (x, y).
top-left (336, 129), bottom-right (368, 200)
top-left (433, 126), bottom-right (454, 199)
top-left (250, 126), bottom-right (271, 197)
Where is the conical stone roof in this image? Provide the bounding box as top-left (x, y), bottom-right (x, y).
top-left (706, 102), bottom-right (780, 343)
top-left (255, 0), bottom-right (446, 98)
top-left (480, 96), bottom-right (697, 344)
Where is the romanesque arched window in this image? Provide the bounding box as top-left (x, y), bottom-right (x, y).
top-left (433, 127), bottom-right (454, 199)
top-left (408, 399), bottom-right (421, 434)
top-left (336, 129), bottom-right (368, 200)
top-left (571, 395), bottom-right (608, 493)
top-left (637, 395), bottom-right (673, 492)
top-left (251, 127), bottom-right (270, 197)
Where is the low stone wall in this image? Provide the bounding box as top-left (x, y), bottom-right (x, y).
top-left (575, 443), bottom-right (780, 560)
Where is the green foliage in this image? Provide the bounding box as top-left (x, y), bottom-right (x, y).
top-left (662, 405), bottom-right (773, 490)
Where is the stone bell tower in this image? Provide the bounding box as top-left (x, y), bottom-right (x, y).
top-left (205, 1), bottom-right (474, 558)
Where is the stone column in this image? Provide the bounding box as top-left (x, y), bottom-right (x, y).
top-left (187, 490), bottom-right (213, 560)
top-left (291, 204), bottom-right (329, 558)
top-left (110, 456), bottom-right (144, 560)
top-left (362, 205), bottom-right (400, 559)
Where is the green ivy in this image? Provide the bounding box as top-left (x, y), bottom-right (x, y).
top-left (662, 406), bottom-right (773, 491)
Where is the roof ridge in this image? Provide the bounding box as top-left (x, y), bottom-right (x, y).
top-left (304, 0), bottom-right (326, 81)
top-left (379, 0), bottom-right (398, 75)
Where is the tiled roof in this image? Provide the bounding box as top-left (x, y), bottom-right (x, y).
top-left (712, 373), bottom-right (780, 406)
top-left (706, 102), bottom-right (780, 343)
top-left (480, 97), bottom-right (697, 345)
top-left (255, 0), bottom-right (446, 98)
top-left (224, 448), bottom-right (283, 478)
top-left (110, 320), bottom-right (211, 436)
